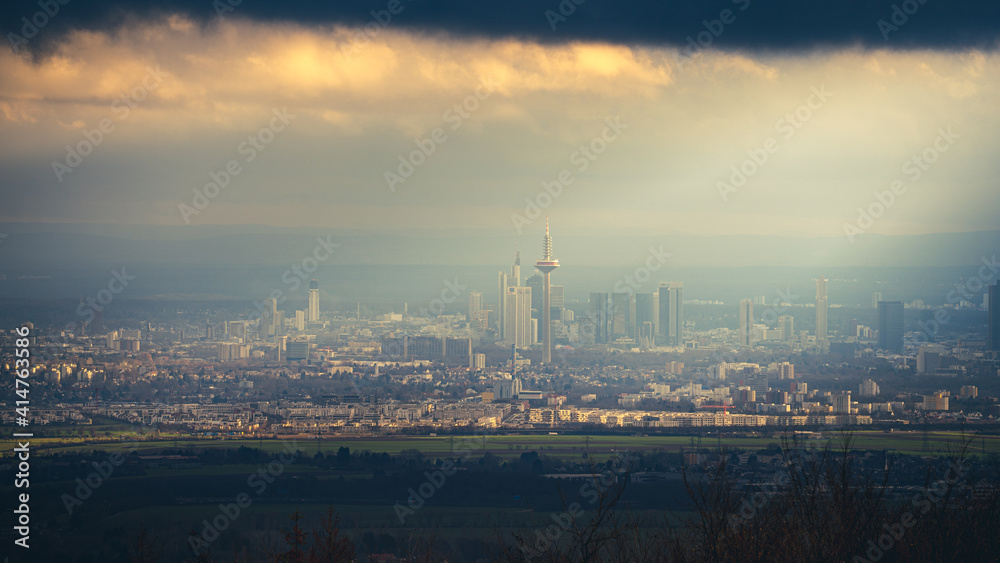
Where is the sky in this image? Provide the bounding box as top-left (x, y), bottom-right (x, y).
top-left (1, 0), bottom-right (999, 239)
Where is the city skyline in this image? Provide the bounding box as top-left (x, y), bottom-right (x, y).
top-left (3, 1), bottom-right (1000, 560)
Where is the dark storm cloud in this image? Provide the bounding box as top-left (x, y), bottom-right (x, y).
top-left (4, 0), bottom-right (1000, 56)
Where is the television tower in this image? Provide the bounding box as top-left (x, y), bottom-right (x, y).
top-left (535, 218), bottom-right (560, 364)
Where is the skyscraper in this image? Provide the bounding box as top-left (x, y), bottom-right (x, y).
top-left (263, 297), bottom-right (278, 337)
top-left (877, 300), bottom-right (904, 352)
top-left (535, 219), bottom-right (560, 363)
top-left (468, 291), bottom-right (483, 322)
top-left (611, 292), bottom-right (633, 339)
top-left (816, 277), bottom-right (828, 341)
top-left (504, 286), bottom-right (532, 348)
top-left (988, 283), bottom-right (999, 351)
top-left (635, 293), bottom-right (656, 336)
top-left (307, 279), bottom-right (319, 323)
top-left (589, 293), bottom-right (612, 344)
top-left (550, 284), bottom-right (565, 320)
top-left (498, 270), bottom-right (508, 335)
top-left (779, 314), bottom-right (795, 342)
top-left (658, 282), bottom-right (683, 345)
top-left (526, 273), bottom-right (543, 314)
top-left (511, 251), bottom-right (521, 288)
top-left (739, 299), bottom-right (754, 346)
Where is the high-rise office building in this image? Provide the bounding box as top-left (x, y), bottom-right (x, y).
top-left (526, 273), bottom-right (544, 314)
top-left (651, 290), bottom-right (660, 334)
top-left (657, 282), bottom-right (683, 345)
top-left (589, 292), bottom-right (613, 344)
top-left (511, 251), bottom-right (521, 288)
top-left (877, 300), bottom-right (904, 352)
top-left (611, 292), bottom-right (633, 339)
top-left (295, 310), bottom-right (306, 332)
top-left (498, 271), bottom-right (508, 335)
top-left (816, 277), bottom-right (828, 341)
top-left (635, 293), bottom-right (656, 338)
top-left (779, 314), bottom-right (795, 342)
top-left (739, 299), bottom-right (754, 346)
top-left (504, 286), bottom-right (532, 348)
top-left (872, 292), bottom-right (883, 309)
top-left (307, 279), bottom-right (319, 323)
top-left (989, 283), bottom-right (999, 351)
top-left (274, 310), bottom-right (285, 336)
top-left (262, 297), bottom-right (278, 337)
top-left (535, 219), bottom-right (560, 363)
top-left (550, 284), bottom-right (565, 321)
top-left (468, 291), bottom-right (483, 322)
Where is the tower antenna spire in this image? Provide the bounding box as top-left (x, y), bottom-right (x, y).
top-left (536, 219), bottom-right (559, 364)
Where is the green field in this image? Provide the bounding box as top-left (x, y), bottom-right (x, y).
top-left (3, 428), bottom-right (998, 460)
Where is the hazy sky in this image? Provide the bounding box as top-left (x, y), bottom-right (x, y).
top-left (1, 1), bottom-right (998, 238)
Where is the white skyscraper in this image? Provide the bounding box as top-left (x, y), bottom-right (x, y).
top-left (295, 310), bottom-right (306, 332)
top-left (504, 286), bottom-right (532, 348)
top-left (468, 291), bottom-right (483, 322)
top-left (307, 279), bottom-right (319, 323)
top-left (657, 281), bottom-right (684, 345)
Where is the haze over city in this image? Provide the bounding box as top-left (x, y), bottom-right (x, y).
top-left (2, 1), bottom-right (1000, 562)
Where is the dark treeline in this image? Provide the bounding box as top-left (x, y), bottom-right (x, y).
top-left (6, 434), bottom-right (1000, 562)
